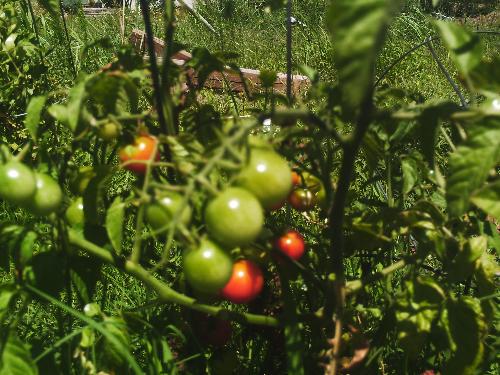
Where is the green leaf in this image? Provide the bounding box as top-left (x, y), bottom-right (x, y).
top-left (18, 231), bottom-right (37, 267)
top-left (401, 157), bottom-right (418, 195)
top-left (66, 79), bottom-right (89, 134)
top-left (24, 96), bottom-right (46, 142)
top-left (443, 297), bottom-right (486, 375)
top-left (434, 21), bottom-right (482, 77)
top-left (106, 197), bottom-right (125, 254)
top-left (446, 119), bottom-right (500, 217)
top-left (279, 268), bottom-right (304, 375)
top-left (0, 331), bottom-right (38, 375)
top-left (471, 180), bottom-right (500, 219)
top-left (0, 285), bottom-right (17, 322)
top-left (448, 236), bottom-right (487, 283)
top-left (99, 317), bottom-right (131, 370)
top-left (327, 0), bottom-right (401, 115)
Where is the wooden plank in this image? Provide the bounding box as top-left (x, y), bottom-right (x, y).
top-left (129, 29), bottom-right (309, 95)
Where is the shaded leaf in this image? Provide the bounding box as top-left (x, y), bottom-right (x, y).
top-left (0, 331), bottom-right (38, 375)
top-left (106, 197), bottom-right (125, 254)
top-left (443, 297), bottom-right (486, 375)
top-left (401, 157), bottom-right (418, 195)
top-left (24, 96), bottom-right (46, 142)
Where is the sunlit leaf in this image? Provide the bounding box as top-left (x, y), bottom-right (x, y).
top-left (471, 180), bottom-right (500, 219)
top-left (0, 331), bottom-right (38, 375)
top-left (327, 0), bottom-right (401, 115)
top-left (446, 119), bottom-right (500, 217)
top-left (434, 21), bottom-right (482, 77)
top-left (24, 96), bottom-right (46, 142)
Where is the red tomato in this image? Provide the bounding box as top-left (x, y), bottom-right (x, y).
top-left (221, 260), bottom-right (264, 304)
top-left (119, 135), bottom-right (160, 174)
top-left (275, 230), bottom-right (305, 260)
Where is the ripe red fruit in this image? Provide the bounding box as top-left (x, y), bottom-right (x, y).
top-left (221, 260), bottom-right (264, 304)
top-left (119, 135), bottom-right (160, 174)
top-left (275, 230), bottom-right (305, 260)
top-left (291, 171), bottom-right (301, 186)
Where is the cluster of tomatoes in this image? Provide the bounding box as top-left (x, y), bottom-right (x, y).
top-left (0, 159), bottom-right (62, 216)
top-left (117, 134), bottom-right (312, 304)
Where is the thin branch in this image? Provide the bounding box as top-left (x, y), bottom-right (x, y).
top-left (345, 258), bottom-right (409, 295)
top-left (426, 38), bottom-right (468, 107)
top-left (67, 229), bottom-right (279, 327)
top-left (139, 0), bottom-right (174, 137)
top-left (58, 0), bottom-right (76, 78)
top-left (326, 92), bottom-right (374, 375)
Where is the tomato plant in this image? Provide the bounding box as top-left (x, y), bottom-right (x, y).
top-left (221, 259), bottom-right (264, 304)
top-left (205, 187), bottom-right (264, 248)
top-left (183, 238), bottom-right (233, 294)
top-left (119, 135), bottom-right (160, 174)
top-left (0, 1), bottom-right (498, 374)
top-left (274, 230), bottom-right (306, 260)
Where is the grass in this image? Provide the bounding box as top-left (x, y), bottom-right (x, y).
top-left (41, 0), bottom-right (499, 109)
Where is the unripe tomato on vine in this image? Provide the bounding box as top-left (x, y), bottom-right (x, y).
top-left (236, 148), bottom-right (292, 210)
top-left (183, 238), bottom-right (233, 294)
top-left (275, 230), bottom-right (306, 260)
top-left (119, 135), bottom-right (160, 174)
top-left (26, 173), bottom-right (63, 216)
top-left (221, 259), bottom-right (264, 304)
top-left (66, 197), bottom-right (84, 226)
top-left (0, 161), bottom-right (36, 206)
top-left (145, 192), bottom-right (192, 233)
top-left (97, 121), bottom-right (120, 141)
top-left (205, 187), bottom-right (264, 248)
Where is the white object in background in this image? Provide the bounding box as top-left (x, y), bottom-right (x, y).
top-left (176, 0), bottom-right (196, 8)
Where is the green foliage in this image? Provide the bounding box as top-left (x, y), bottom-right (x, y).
top-left (0, 0), bottom-right (498, 374)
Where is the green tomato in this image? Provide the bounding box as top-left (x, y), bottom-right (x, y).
top-left (98, 122), bottom-right (120, 141)
top-left (145, 192), bottom-right (192, 232)
top-left (66, 198), bottom-right (84, 226)
top-left (236, 148), bottom-right (292, 210)
top-left (27, 173), bottom-right (63, 216)
top-left (183, 238), bottom-right (233, 293)
top-left (205, 187), bottom-right (263, 248)
top-left (70, 166), bottom-right (95, 195)
top-left (0, 161), bottom-right (36, 205)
